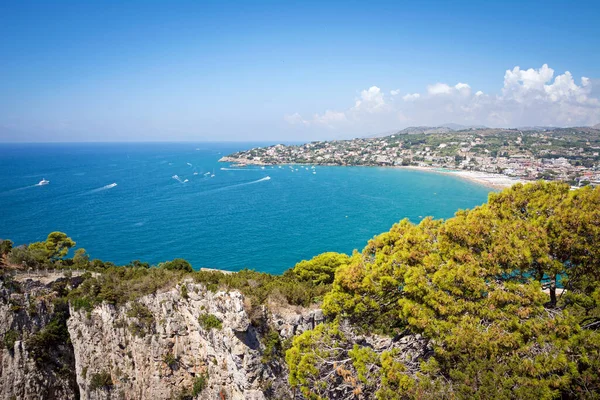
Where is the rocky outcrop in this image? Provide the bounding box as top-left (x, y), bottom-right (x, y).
top-left (1, 272), bottom-right (328, 400)
top-left (68, 281), bottom-right (277, 400)
top-left (0, 272), bottom-right (432, 400)
top-left (269, 306), bottom-right (325, 340)
top-left (0, 276), bottom-right (78, 400)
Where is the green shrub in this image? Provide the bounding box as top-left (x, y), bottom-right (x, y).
top-left (191, 269), bottom-right (331, 307)
top-left (198, 313), bottom-right (222, 330)
top-left (0, 239), bottom-right (13, 256)
top-left (192, 373), bottom-right (209, 396)
top-left (68, 266), bottom-right (187, 307)
top-left (181, 284), bottom-right (189, 300)
top-left (89, 371), bottom-right (113, 390)
top-left (3, 330), bottom-right (19, 351)
top-left (27, 303), bottom-right (70, 365)
top-left (71, 297), bottom-right (94, 312)
top-left (261, 329), bottom-right (283, 363)
top-left (7, 245), bottom-right (48, 269)
top-left (163, 352), bottom-right (178, 369)
top-left (291, 252), bottom-right (350, 285)
top-left (126, 303), bottom-right (155, 337)
top-left (161, 258), bottom-right (192, 272)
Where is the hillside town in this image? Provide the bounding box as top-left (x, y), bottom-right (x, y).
top-left (221, 127), bottom-right (600, 186)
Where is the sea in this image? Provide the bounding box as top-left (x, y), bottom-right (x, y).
top-left (0, 142), bottom-right (493, 274)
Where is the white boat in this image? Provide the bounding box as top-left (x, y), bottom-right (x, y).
top-left (38, 178), bottom-right (49, 186)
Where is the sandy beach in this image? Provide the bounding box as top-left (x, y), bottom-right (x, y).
top-left (398, 166), bottom-right (526, 189)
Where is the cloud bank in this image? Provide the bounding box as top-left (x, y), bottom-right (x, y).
top-left (284, 64), bottom-right (600, 134)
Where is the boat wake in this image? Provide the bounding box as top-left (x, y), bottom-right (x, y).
top-left (197, 176), bottom-right (271, 195)
top-left (0, 184), bottom-right (40, 195)
top-left (172, 175), bottom-right (188, 184)
top-left (86, 183), bottom-right (118, 194)
top-left (219, 167), bottom-right (258, 171)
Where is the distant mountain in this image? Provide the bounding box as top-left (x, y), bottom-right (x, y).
top-left (359, 124), bottom-right (596, 141)
top-left (517, 126), bottom-right (561, 131)
top-left (363, 125), bottom-right (489, 139)
top-left (361, 130), bottom-right (399, 139)
top-left (440, 123), bottom-right (488, 130)
top-left (395, 126), bottom-right (454, 135)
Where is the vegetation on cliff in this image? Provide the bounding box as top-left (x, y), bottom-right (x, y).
top-left (289, 182), bottom-right (600, 399)
top-left (1, 181), bottom-right (599, 399)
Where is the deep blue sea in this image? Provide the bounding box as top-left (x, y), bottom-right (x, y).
top-left (0, 143), bottom-right (493, 274)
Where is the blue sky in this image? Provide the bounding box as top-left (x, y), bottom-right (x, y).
top-left (1, 0), bottom-right (599, 142)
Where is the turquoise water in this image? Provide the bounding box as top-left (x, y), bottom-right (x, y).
top-left (0, 143), bottom-right (493, 274)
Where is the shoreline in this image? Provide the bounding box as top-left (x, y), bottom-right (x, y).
top-left (395, 165), bottom-right (527, 189)
top-left (219, 157), bottom-right (526, 189)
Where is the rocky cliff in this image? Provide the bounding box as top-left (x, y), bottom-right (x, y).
top-left (0, 274), bottom-right (78, 399)
top-left (0, 273), bottom-right (325, 400)
top-left (0, 270), bottom-right (427, 400)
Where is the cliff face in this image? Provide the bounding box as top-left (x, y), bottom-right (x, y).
top-left (69, 282), bottom-right (271, 400)
top-left (0, 276), bottom-right (78, 400)
top-left (0, 274), bottom-right (326, 400)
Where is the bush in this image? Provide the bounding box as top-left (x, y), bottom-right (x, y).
top-left (7, 245), bottom-right (48, 269)
top-left (71, 297), bottom-right (94, 313)
top-left (27, 301), bottom-right (70, 365)
top-left (191, 269), bottom-right (332, 307)
top-left (68, 266), bottom-right (187, 307)
top-left (89, 371), bottom-right (113, 390)
top-left (126, 303), bottom-right (155, 337)
top-left (163, 352), bottom-right (178, 369)
top-left (291, 252), bottom-right (350, 285)
top-left (0, 239), bottom-right (13, 256)
top-left (192, 373), bottom-right (209, 396)
top-left (3, 329), bottom-right (19, 352)
top-left (181, 284), bottom-right (189, 300)
top-left (261, 329), bottom-right (283, 363)
top-left (198, 313), bottom-right (222, 330)
top-left (161, 258), bottom-right (192, 273)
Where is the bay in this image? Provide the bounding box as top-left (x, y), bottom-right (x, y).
top-left (0, 142), bottom-right (493, 274)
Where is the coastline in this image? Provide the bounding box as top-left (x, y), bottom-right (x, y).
top-left (219, 156), bottom-right (526, 189)
top-left (395, 166), bottom-right (526, 189)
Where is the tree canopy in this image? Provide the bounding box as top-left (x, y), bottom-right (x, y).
top-left (288, 182), bottom-right (600, 399)
top-left (160, 258), bottom-right (193, 273)
top-left (290, 252), bottom-right (351, 285)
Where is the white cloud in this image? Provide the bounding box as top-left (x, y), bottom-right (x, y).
top-left (313, 110), bottom-right (347, 126)
top-left (455, 82), bottom-right (471, 96)
top-left (284, 64), bottom-right (600, 132)
top-left (352, 86), bottom-right (387, 113)
top-left (284, 112), bottom-right (309, 125)
top-left (402, 93), bottom-right (421, 102)
top-left (427, 83), bottom-right (452, 95)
